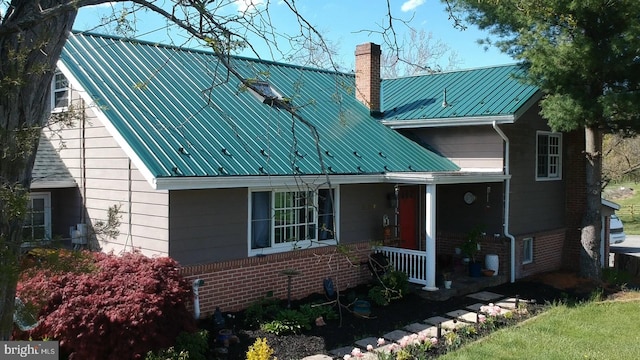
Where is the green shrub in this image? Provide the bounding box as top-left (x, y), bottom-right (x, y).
top-left (602, 267), bottom-right (632, 286)
top-left (144, 330), bottom-right (209, 360)
top-left (145, 347), bottom-right (190, 360)
top-left (244, 296), bottom-right (282, 328)
top-left (368, 270), bottom-right (410, 306)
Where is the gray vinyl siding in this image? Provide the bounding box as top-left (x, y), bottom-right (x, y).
top-left (168, 188), bottom-right (247, 265)
top-left (339, 183), bottom-right (397, 244)
top-left (48, 94), bottom-right (169, 256)
top-left (503, 105), bottom-right (566, 234)
top-left (436, 183), bottom-right (505, 236)
top-left (403, 126), bottom-right (504, 170)
top-left (169, 184), bottom-right (395, 265)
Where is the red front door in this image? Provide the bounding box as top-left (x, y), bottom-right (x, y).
top-left (398, 187), bottom-right (418, 250)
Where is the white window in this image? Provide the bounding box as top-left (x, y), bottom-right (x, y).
top-left (51, 70), bottom-right (69, 112)
top-left (523, 237), bottom-right (533, 264)
top-left (23, 193), bottom-right (52, 242)
top-left (249, 187), bottom-right (337, 255)
top-left (536, 132), bottom-right (562, 180)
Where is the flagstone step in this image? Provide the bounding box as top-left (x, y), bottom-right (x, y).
top-left (325, 294), bottom-right (535, 359)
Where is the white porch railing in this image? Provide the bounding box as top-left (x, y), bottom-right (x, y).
top-left (375, 246), bottom-right (428, 285)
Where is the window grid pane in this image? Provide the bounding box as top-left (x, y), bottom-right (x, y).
top-left (273, 191), bottom-right (317, 244)
top-left (537, 133), bottom-right (561, 179)
top-left (23, 196), bottom-right (48, 241)
top-left (53, 72), bottom-right (69, 109)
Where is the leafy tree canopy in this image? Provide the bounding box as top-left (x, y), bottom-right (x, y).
top-left (448, 0), bottom-right (640, 132)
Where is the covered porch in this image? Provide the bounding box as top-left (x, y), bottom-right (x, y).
top-left (378, 174), bottom-right (511, 291)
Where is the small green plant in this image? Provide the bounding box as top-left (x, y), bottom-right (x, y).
top-left (369, 270), bottom-right (410, 306)
top-left (174, 330), bottom-right (208, 360)
top-left (444, 331), bottom-right (461, 347)
top-left (260, 319), bottom-right (302, 335)
top-left (246, 338), bottom-right (274, 360)
top-left (144, 347), bottom-right (189, 360)
top-left (602, 267), bottom-right (632, 286)
top-left (145, 330), bottom-right (207, 360)
top-left (461, 225), bottom-right (485, 262)
top-left (244, 295), bottom-right (282, 328)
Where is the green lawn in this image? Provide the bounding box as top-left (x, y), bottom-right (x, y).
top-left (605, 182), bottom-right (640, 235)
top-left (440, 295), bottom-right (640, 360)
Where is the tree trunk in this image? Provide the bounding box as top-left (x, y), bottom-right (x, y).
top-left (579, 126), bottom-right (603, 279)
top-left (0, 0), bottom-right (78, 340)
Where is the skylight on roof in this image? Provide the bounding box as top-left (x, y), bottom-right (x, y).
top-left (253, 81), bottom-right (283, 100)
top-left (247, 81), bottom-right (291, 108)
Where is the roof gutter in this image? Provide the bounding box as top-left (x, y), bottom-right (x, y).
top-left (382, 115), bottom-right (516, 129)
top-left (492, 121), bottom-right (516, 283)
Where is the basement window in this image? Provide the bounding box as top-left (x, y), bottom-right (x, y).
top-left (523, 237), bottom-right (533, 264)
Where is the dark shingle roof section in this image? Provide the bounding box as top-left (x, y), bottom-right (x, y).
top-left (60, 32), bottom-right (459, 179)
top-left (382, 65), bottom-right (539, 122)
top-left (32, 134), bottom-right (76, 189)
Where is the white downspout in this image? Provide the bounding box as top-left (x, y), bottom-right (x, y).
top-left (493, 121), bottom-right (516, 283)
top-left (192, 279), bottom-right (204, 319)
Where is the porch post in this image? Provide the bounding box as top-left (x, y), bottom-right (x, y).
top-left (422, 184), bottom-right (438, 291)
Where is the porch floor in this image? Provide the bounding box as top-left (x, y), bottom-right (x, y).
top-left (416, 273), bottom-right (509, 301)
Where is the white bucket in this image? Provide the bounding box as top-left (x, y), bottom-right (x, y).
top-left (485, 254), bottom-right (499, 276)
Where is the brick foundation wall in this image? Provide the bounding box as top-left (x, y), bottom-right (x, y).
top-left (435, 232), bottom-right (510, 275)
top-left (435, 229), bottom-right (566, 280)
top-left (516, 228), bottom-right (566, 279)
top-left (180, 242), bottom-right (374, 317)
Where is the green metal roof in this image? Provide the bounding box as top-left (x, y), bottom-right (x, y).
top-left (60, 32), bottom-right (459, 180)
top-left (381, 65), bottom-right (540, 123)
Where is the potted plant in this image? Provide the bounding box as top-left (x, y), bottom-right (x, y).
top-left (461, 226), bottom-right (484, 277)
top-left (442, 271), bottom-right (453, 289)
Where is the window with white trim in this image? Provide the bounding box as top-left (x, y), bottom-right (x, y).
top-left (250, 187), bottom-right (336, 254)
top-left (51, 70), bottom-right (69, 112)
top-left (536, 132), bottom-right (562, 180)
top-left (23, 193), bottom-right (52, 242)
top-left (523, 237), bottom-right (533, 264)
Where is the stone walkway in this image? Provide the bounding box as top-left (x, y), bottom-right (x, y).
top-left (301, 291), bottom-right (526, 360)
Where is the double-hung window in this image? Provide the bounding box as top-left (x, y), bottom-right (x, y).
top-left (250, 187), bottom-right (336, 255)
top-left (536, 131), bottom-right (562, 180)
top-left (51, 70), bottom-right (69, 112)
top-left (23, 193), bottom-right (51, 242)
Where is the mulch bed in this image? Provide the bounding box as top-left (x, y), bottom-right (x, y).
top-left (199, 271), bottom-right (617, 360)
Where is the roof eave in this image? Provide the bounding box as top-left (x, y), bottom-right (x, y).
top-left (385, 171), bottom-right (510, 184)
top-left (31, 180), bottom-right (77, 189)
top-left (154, 174), bottom-right (388, 190)
top-left (381, 115), bottom-right (516, 129)
top-left (155, 171), bottom-right (512, 190)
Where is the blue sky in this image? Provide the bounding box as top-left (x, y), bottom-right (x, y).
top-left (74, 0), bottom-right (514, 71)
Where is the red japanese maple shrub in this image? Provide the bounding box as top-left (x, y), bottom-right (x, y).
top-left (15, 250), bottom-right (196, 359)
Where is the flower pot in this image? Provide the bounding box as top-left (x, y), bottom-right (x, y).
top-left (353, 300), bottom-right (371, 317)
top-left (485, 254), bottom-right (499, 276)
top-left (444, 280), bottom-right (452, 289)
top-left (468, 262), bottom-right (482, 277)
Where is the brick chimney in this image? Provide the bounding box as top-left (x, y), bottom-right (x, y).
top-left (355, 42), bottom-right (381, 113)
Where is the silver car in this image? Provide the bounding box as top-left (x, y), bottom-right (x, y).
top-left (610, 214), bottom-right (626, 244)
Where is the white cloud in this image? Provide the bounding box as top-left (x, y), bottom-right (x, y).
top-left (235, 0), bottom-right (265, 13)
top-left (401, 0), bottom-right (426, 12)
